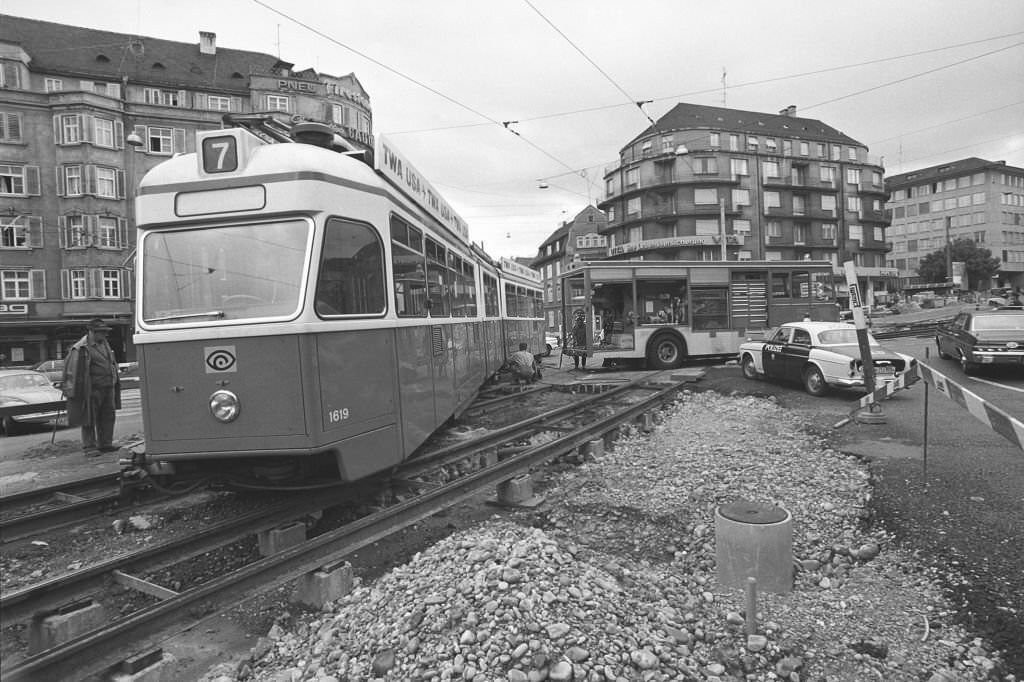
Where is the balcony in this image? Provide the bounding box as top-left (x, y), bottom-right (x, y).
top-left (762, 176), bottom-right (839, 192)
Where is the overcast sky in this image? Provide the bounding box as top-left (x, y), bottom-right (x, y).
top-left (3, 0), bottom-right (1023, 260)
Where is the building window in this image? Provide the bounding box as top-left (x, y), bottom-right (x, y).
top-left (874, 227), bottom-right (884, 242)
top-left (0, 164), bottom-right (40, 196)
top-left (148, 127), bottom-right (174, 154)
top-left (64, 215), bottom-right (87, 247)
top-left (764, 191), bottom-right (781, 209)
top-left (694, 157), bottom-right (718, 174)
top-left (626, 168), bottom-right (638, 187)
top-left (849, 224), bottom-right (863, 244)
top-left (696, 219), bottom-right (719, 235)
top-left (143, 88), bottom-right (182, 106)
top-left (709, 132), bottom-right (720, 148)
top-left (821, 223), bottom-right (837, 242)
top-left (847, 147), bottom-right (858, 161)
top-left (821, 195), bottom-right (837, 214)
top-left (782, 140), bottom-right (792, 156)
top-left (208, 95), bottom-right (232, 111)
top-left (267, 94), bottom-right (290, 112)
top-left (69, 269), bottom-right (87, 299)
top-left (765, 138), bottom-right (777, 153)
top-left (626, 197), bottom-right (641, 215)
top-left (799, 141), bottom-right (809, 156)
top-left (97, 216), bottom-right (119, 248)
top-left (1, 219), bottom-right (27, 247)
top-left (95, 117), bottom-right (114, 148)
top-left (847, 196), bottom-right (860, 212)
top-left (767, 221), bottom-right (782, 238)
top-left (794, 224), bottom-right (807, 244)
top-left (831, 145), bottom-right (841, 161)
top-left (746, 136), bottom-right (759, 151)
top-left (0, 61), bottom-right (22, 89)
top-left (1, 270), bottom-right (30, 299)
top-left (729, 134), bottom-right (739, 151)
top-left (102, 269), bottom-right (122, 298)
top-left (732, 189), bottom-right (750, 206)
top-left (820, 166), bottom-right (836, 184)
top-left (64, 166), bottom-right (83, 195)
top-left (730, 158), bottom-right (748, 176)
top-left (694, 188), bottom-right (718, 205)
top-left (733, 219), bottom-right (751, 233)
top-left (96, 167), bottom-right (117, 198)
top-left (846, 168), bottom-right (861, 185)
top-left (972, 192), bottom-right (986, 205)
top-left (817, 143), bottom-right (826, 157)
top-left (60, 114), bottom-right (81, 144)
top-left (793, 195), bottom-right (806, 215)
top-left (762, 160), bottom-right (780, 178)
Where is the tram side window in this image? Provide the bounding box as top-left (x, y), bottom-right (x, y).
top-left (691, 287), bottom-right (729, 330)
top-left (449, 251), bottom-right (477, 317)
top-left (505, 283), bottom-right (528, 317)
top-left (425, 238), bottom-right (451, 316)
top-left (483, 273), bottom-right (500, 317)
top-left (390, 216), bottom-right (427, 317)
top-left (315, 217), bottom-right (386, 317)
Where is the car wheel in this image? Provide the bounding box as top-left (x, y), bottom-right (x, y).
top-left (1, 416), bottom-right (20, 436)
top-left (959, 350), bottom-right (977, 376)
top-left (647, 335), bottom-right (685, 370)
top-left (741, 354), bottom-right (760, 380)
top-left (803, 365), bottom-right (829, 396)
top-left (936, 337), bottom-right (951, 360)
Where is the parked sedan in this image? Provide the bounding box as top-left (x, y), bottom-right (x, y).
top-left (0, 369), bottom-right (67, 435)
top-left (32, 358), bottom-right (65, 387)
top-left (544, 333), bottom-right (561, 357)
top-left (738, 321), bottom-right (918, 396)
top-left (935, 307), bottom-right (1024, 375)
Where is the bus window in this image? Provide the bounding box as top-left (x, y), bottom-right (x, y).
top-left (637, 279), bottom-right (688, 324)
top-left (771, 272), bottom-right (791, 298)
top-left (691, 287), bottom-right (729, 330)
top-left (791, 271), bottom-right (811, 298)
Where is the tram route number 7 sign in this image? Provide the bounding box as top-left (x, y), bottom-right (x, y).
top-left (842, 261), bottom-right (869, 330)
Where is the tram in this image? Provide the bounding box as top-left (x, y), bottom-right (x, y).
top-left (559, 259), bottom-right (839, 369)
top-left (128, 118), bottom-right (543, 488)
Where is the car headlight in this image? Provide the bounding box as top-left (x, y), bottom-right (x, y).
top-left (209, 390), bottom-right (240, 423)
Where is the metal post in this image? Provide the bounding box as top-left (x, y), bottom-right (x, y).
top-left (923, 347), bottom-right (929, 482)
top-left (719, 199), bottom-right (727, 261)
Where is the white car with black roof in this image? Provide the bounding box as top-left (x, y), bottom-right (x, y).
top-left (738, 321), bottom-right (918, 396)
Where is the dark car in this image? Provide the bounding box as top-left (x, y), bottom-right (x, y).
top-left (935, 307), bottom-right (1024, 375)
top-left (32, 358), bottom-right (65, 387)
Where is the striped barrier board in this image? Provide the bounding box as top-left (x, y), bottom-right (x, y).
top-left (917, 362), bottom-right (1024, 452)
top-left (856, 366), bottom-right (920, 409)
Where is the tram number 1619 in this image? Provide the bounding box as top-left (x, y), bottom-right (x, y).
top-left (328, 408), bottom-right (351, 423)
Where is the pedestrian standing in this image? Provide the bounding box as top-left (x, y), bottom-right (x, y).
top-left (570, 310), bottom-right (588, 370)
top-left (63, 318), bottom-right (121, 457)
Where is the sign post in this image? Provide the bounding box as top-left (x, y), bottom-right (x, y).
top-left (843, 261), bottom-right (884, 423)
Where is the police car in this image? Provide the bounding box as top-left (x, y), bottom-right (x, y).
top-left (738, 321), bottom-right (917, 396)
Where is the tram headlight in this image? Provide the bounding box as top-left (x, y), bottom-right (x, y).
top-left (209, 390), bottom-right (241, 423)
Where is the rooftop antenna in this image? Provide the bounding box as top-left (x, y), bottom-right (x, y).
top-left (721, 67), bottom-right (727, 107)
top-left (276, 24), bottom-right (281, 59)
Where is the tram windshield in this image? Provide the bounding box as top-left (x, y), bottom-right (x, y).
top-left (141, 219), bottom-right (309, 325)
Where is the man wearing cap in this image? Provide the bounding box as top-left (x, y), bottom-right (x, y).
top-left (63, 318), bottom-right (121, 456)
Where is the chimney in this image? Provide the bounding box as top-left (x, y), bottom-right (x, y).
top-left (779, 105), bottom-right (797, 117)
top-left (199, 31), bottom-right (216, 55)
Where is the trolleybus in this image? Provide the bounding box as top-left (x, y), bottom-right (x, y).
top-left (559, 260), bottom-right (839, 369)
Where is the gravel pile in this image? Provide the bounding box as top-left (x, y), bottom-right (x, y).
top-left (210, 391), bottom-right (1008, 682)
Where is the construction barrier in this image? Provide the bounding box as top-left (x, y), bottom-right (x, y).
top-left (834, 366), bottom-right (919, 427)
top-left (916, 362), bottom-right (1024, 452)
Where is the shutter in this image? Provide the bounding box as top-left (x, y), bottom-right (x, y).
top-left (53, 114), bottom-right (61, 144)
top-left (118, 218), bottom-right (127, 249)
top-left (133, 125), bottom-right (147, 152)
top-left (58, 216), bottom-right (67, 248)
top-left (30, 269), bottom-right (46, 300)
top-left (6, 112), bottom-right (21, 140)
top-left (80, 114), bottom-right (93, 143)
top-left (177, 90), bottom-right (187, 107)
top-left (114, 120), bottom-right (124, 149)
top-left (90, 268), bottom-right (103, 298)
top-left (116, 169), bottom-right (125, 199)
top-left (2, 62), bottom-right (18, 88)
top-left (25, 166), bottom-right (40, 195)
top-left (0, 112), bottom-right (6, 140)
top-left (60, 269), bottom-right (69, 299)
top-left (85, 165), bottom-right (96, 195)
top-left (27, 217), bottom-right (43, 247)
top-left (230, 97), bottom-right (242, 112)
top-left (173, 128), bottom-right (186, 154)
top-left (55, 166), bottom-right (65, 197)
top-left (121, 269), bottom-right (132, 299)
top-left (85, 214), bottom-right (98, 246)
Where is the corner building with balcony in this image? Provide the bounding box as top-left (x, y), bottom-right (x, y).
top-left (0, 15), bottom-right (372, 366)
top-left (599, 103), bottom-right (893, 306)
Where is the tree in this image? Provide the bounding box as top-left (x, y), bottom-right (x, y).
top-left (916, 238), bottom-right (1000, 290)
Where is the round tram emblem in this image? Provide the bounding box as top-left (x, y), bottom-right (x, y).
top-left (204, 346), bottom-right (238, 373)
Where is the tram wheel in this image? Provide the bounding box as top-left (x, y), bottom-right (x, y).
top-left (647, 335), bottom-right (684, 370)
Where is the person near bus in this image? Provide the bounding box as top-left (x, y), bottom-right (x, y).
top-left (63, 318), bottom-right (121, 456)
top-left (509, 342), bottom-right (540, 383)
top-left (570, 310), bottom-right (588, 370)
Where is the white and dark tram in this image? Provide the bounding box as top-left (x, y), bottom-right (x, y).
top-left (128, 118), bottom-right (543, 489)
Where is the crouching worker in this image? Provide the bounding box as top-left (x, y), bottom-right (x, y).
top-left (509, 342), bottom-right (541, 383)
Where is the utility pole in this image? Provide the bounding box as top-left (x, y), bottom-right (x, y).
top-left (945, 215), bottom-right (953, 286)
top-left (719, 199), bottom-right (727, 260)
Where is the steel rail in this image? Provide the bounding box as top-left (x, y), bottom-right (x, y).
top-left (1, 379), bottom-right (685, 682)
top-left (0, 473), bottom-right (120, 508)
top-left (0, 490), bottom-right (125, 545)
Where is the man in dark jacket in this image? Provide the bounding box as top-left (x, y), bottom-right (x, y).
top-left (63, 318), bottom-right (121, 456)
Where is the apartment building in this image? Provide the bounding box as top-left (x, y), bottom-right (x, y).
top-left (531, 205), bottom-right (608, 334)
top-left (0, 15), bottom-right (371, 366)
top-left (599, 102), bottom-right (894, 305)
top-left (885, 157), bottom-right (1024, 291)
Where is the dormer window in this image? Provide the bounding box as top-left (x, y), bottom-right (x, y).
top-left (95, 54), bottom-right (110, 63)
top-left (151, 62), bottom-right (166, 70)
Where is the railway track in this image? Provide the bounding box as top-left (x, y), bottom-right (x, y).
top-left (0, 474), bottom-right (140, 545)
top-left (1, 376), bottom-right (686, 681)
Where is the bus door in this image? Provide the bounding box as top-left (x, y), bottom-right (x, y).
top-left (761, 326), bottom-right (791, 378)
